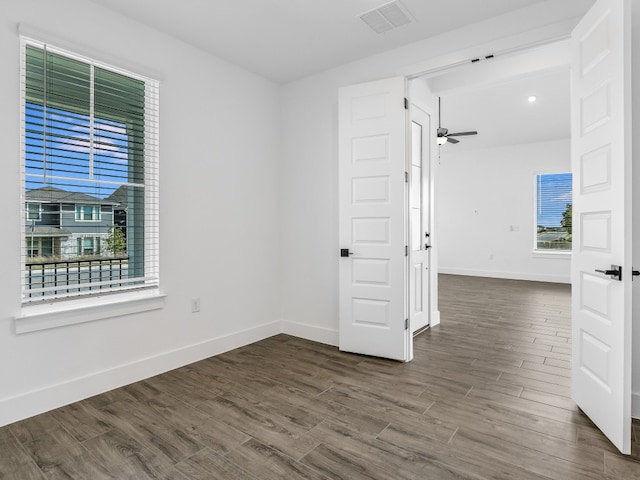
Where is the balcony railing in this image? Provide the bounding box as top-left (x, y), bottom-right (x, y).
top-left (25, 256), bottom-right (129, 299)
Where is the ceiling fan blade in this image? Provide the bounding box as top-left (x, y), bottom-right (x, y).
top-left (447, 137), bottom-right (460, 144)
top-left (437, 127), bottom-right (448, 136)
top-left (447, 131), bottom-right (478, 137)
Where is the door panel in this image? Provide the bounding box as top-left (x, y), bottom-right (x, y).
top-left (338, 77), bottom-right (411, 361)
top-left (571, 0), bottom-right (631, 454)
top-left (410, 105), bottom-right (432, 334)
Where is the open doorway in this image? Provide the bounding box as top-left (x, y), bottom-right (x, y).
top-left (433, 65), bottom-right (572, 284)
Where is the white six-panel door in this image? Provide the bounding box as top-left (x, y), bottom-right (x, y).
top-left (409, 104), bottom-right (431, 333)
top-left (571, 0), bottom-right (632, 454)
top-left (338, 77), bottom-right (411, 361)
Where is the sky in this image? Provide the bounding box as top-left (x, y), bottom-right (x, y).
top-left (25, 103), bottom-right (131, 199)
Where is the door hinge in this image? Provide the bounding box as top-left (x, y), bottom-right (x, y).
top-left (405, 171), bottom-right (409, 183)
top-left (405, 318), bottom-right (409, 330)
top-left (405, 245), bottom-right (408, 256)
top-left (404, 97), bottom-right (408, 110)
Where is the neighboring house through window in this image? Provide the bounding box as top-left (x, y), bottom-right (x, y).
top-left (535, 172), bottom-right (572, 252)
top-left (21, 38), bottom-right (159, 303)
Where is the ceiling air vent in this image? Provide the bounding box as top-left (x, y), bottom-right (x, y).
top-left (359, 1), bottom-right (414, 34)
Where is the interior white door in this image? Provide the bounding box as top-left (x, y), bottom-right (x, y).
top-left (338, 77), bottom-right (411, 361)
top-left (571, 0), bottom-right (632, 454)
top-left (410, 103), bottom-right (431, 334)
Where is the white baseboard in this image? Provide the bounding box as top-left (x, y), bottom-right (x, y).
top-left (633, 393), bottom-right (640, 420)
top-left (281, 319), bottom-right (339, 347)
top-left (0, 321), bottom-right (281, 428)
top-left (438, 267), bottom-right (570, 284)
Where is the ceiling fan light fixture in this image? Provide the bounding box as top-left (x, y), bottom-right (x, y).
top-left (437, 136), bottom-right (448, 145)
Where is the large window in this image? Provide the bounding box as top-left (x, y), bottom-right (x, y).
top-left (535, 173), bottom-right (572, 252)
top-left (21, 39), bottom-right (159, 303)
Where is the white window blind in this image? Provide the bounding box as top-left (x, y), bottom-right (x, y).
top-left (20, 38), bottom-right (159, 303)
top-left (535, 172), bottom-right (572, 251)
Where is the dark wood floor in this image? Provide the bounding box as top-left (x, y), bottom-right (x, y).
top-left (2, 275), bottom-right (639, 479)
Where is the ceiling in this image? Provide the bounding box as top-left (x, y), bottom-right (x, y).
top-left (437, 68), bottom-right (570, 151)
top-left (425, 40), bottom-right (571, 151)
top-left (88, 0), bottom-right (551, 83)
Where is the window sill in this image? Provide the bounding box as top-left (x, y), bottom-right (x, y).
top-left (532, 250), bottom-right (572, 259)
top-left (14, 290), bottom-right (166, 334)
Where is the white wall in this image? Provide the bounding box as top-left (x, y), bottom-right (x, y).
top-left (437, 139), bottom-right (571, 283)
top-left (0, 0), bottom-right (282, 426)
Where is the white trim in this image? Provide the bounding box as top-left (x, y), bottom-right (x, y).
top-left (430, 310), bottom-right (441, 327)
top-left (18, 24), bottom-right (164, 82)
top-left (0, 321), bottom-right (281, 427)
top-left (15, 290), bottom-right (166, 334)
top-left (633, 393), bottom-right (640, 419)
top-left (439, 267), bottom-right (570, 284)
top-left (281, 319), bottom-right (339, 347)
top-left (402, 18), bottom-right (578, 80)
top-left (532, 250), bottom-right (572, 259)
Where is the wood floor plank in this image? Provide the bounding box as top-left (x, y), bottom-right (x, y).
top-left (99, 398), bottom-right (205, 463)
top-left (49, 400), bottom-right (114, 443)
top-left (226, 438), bottom-right (331, 480)
top-left (37, 447), bottom-right (114, 480)
top-left (319, 385), bottom-right (457, 444)
top-left (143, 392), bottom-right (251, 455)
top-left (377, 422), bottom-right (549, 480)
top-left (0, 429), bottom-right (45, 480)
top-left (8, 413), bottom-right (87, 470)
top-left (174, 448), bottom-right (259, 480)
top-left (81, 429), bottom-right (174, 480)
top-left (303, 421), bottom-right (429, 480)
top-left (604, 451), bottom-right (640, 479)
top-left (451, 426), bottom-right (605, 479)
top-left (194, 393), bottom-right (320, 461)
top-left (268, 383), bottom-right (391, 437)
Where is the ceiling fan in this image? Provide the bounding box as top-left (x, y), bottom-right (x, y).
top-left (437, 97), bottom-right (478, 145)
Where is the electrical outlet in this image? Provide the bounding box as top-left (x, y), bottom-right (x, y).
top-left (191, 297), bottom-right (201, 313)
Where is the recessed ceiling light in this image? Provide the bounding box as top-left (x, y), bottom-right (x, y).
top-left (528, 95), bottom-right (537, 103)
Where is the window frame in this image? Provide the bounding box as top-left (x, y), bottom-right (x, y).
top-left (75, 204), bottom-right (101, 222)
top-left (532, 171), bottom-right (573, 256)
top-left (19, 36), bottom-right (160, 319)
top-left (26, 202), bottom-right (42, 221)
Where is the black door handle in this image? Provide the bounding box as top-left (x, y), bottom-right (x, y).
top-left (595, 265), bottom-right (622, 281)
top-left (340, 249), bottom-right (354, 258)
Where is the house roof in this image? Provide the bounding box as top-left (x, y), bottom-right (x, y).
top-left (27, 226), bottom-right (73, 237)
top-left (106, 185), bottom-right (128, 208)
top-left (25, 186), bottom-right (118, 205)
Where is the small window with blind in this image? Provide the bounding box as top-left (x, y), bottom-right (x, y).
top-left (21, 38), bottom-right (159, 304)
top-left (535, 172), bottom-right (572, 252)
